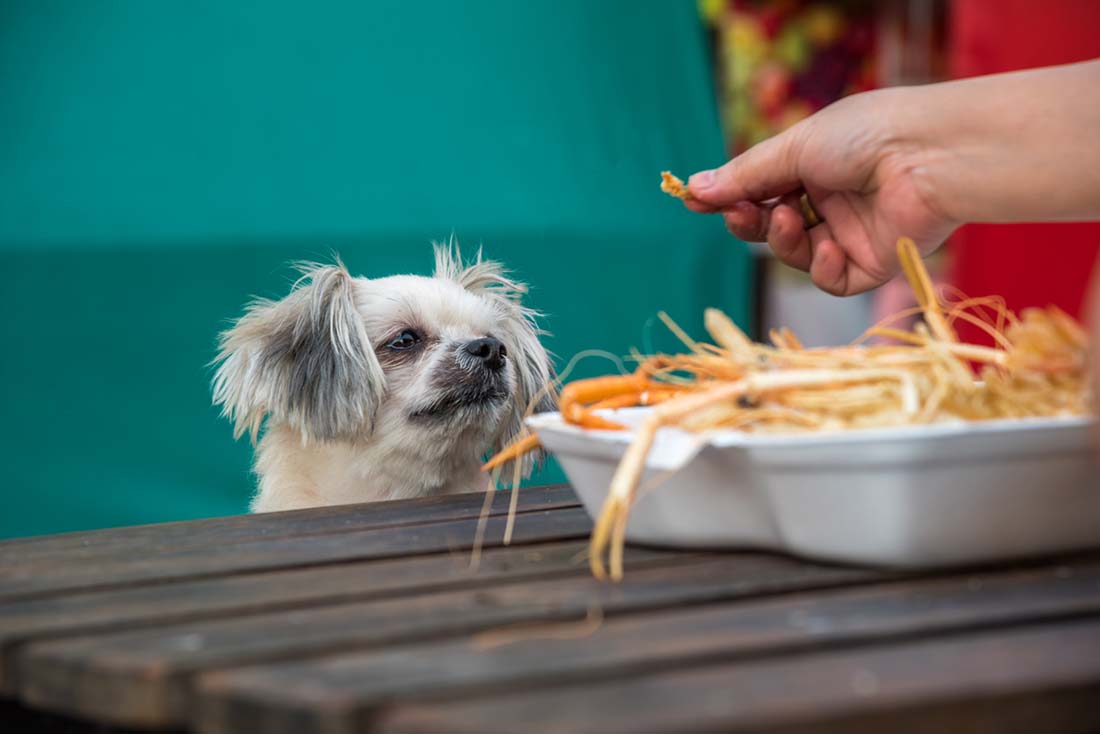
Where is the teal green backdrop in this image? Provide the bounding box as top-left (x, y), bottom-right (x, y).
top-left (0, 1), bottom-right (752, 538)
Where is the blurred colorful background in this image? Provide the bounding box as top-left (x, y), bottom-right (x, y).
top-left (704, 0), bottom-right (1099, 349)
top-left (1, 0), bottom-right (1097, 538)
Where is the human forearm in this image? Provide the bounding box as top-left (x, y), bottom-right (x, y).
top-left (899, 59), bottom-right (1100, 225)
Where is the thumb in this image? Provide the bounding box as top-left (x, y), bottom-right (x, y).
top-left (688, 124), bottom-right (807, 207)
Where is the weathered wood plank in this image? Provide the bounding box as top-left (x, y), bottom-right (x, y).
top-left (17, 555), bottom-right (880, 729)
top-left (0, 541), bottom-right (689, 694)
top-left (372, 619), bottom-right (1100, 734)
top-left (0, 486), bottom-right (577, 564)
top-left (0, 506), bottom-right (592, 602)
top-left (193, 560), bottom-right (1100, 734)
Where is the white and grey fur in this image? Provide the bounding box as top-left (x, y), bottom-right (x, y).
top-left (212, 244), bottom-right (556, 512)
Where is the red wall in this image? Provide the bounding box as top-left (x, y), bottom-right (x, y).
top-left (949, 0), bottom-right (1100, 340)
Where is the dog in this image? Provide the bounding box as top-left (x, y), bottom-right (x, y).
top-left (212, 244), bottom-right (555, 512)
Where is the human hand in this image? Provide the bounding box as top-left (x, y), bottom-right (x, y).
top-left (681, 60), bottom-right (1100, 297)
top-left (684, 88), bottom-right (957, 296)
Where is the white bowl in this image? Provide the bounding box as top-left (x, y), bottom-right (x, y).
top-left (527, 409), bottom-right (1100, 568)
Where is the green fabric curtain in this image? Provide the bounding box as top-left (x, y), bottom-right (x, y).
top-left (0, 0), bottom-right (752, 537)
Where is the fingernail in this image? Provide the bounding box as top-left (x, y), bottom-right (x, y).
top-left (689, 170), bottom-right (715, 189)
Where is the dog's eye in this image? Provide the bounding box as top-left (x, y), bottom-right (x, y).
top-left (387, 329), bottom-right (421, 351)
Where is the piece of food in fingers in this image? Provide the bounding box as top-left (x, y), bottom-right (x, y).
top-left (660, 171), bottom-right (692, 200)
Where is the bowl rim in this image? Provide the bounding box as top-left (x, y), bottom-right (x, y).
top-left (526, 407), bottom-right (1095, 449)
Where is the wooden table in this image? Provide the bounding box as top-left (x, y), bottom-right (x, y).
top-left (2, 484), bottom-right (1099, 733)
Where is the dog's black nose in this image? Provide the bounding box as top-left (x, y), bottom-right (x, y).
top-left (465, 337), bottom-right (507, 370)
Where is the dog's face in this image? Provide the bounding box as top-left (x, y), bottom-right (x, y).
top-left (363, 274), bottom-right (525, 434)
top-left (212, 245), bottom-right (555, 475)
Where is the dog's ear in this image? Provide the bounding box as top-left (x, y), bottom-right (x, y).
top-left (212, 261), bottom-right (384, 444)
top-left (434, 241), bottom-right (558, 477)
